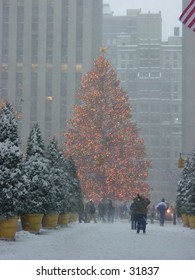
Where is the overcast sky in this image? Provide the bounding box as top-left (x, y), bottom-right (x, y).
top-left (103, 0), bottom-right (182, 40)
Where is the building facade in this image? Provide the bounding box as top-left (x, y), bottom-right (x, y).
top-left (181, 0), bottom-right (195, 154)
top-left (0, 0), bottom-right (102, 148)
top-left (103, 7), bottom-right (182, 203)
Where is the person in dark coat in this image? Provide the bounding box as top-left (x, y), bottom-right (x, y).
top-left (133, 194), bottom-right (150, 234)
top-left (107, 199), bottom-right (115, 223)
top-left (129, 200), bottom-right (137, 229)
top-left (155, 198), bottom-right (168, 226)
top-left (98, 199), bottom-right (107, 222)
top-left (84, 201), bottom-right (90, 222)
top-left (88, 199), bottom-right (97, 223)
top-left (78, 203), bottom-right (85, 223)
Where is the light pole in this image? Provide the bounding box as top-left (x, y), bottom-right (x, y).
top-left (178, 152), bottom-right (193, 168)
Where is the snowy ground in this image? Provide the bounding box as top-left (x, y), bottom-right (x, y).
top-left (0, 218), bottom-right (194, 260)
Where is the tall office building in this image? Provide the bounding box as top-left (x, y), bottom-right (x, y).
top-left (181, 0), bottom-right (195, 154)
top-left (0, 0), bottom-right (102, 148)
top-left (103, 7), bottom-right (182, 202)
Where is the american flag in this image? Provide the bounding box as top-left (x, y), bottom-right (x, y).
top-left (179, 0), bottom-right (195, 31)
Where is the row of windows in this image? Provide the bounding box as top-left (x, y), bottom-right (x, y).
top-left (1, 17), bottom-right (83, 64)
top-left (132, 103), bottom-right (180, 113)
top-left (1, 49), bottom-right (85, 64)
top-left (119, 71), bottom-right (181, 80)
top-left (61, 1), bottom-right (69, 63)
top-left (30, 105), bottom-right (67, 132)
top-left (141, 126), bottom-right (181, 138)
top-left (119, 52), bottom-right (180, 60)
top-left (0, 71), bottom-right (68, 97)
top-left (119, 61), bottom-right (180, 69)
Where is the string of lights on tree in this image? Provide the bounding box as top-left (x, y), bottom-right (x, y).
top-left (64, 53), bottom-right (151, 202)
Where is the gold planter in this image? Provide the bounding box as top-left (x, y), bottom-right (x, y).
top-left (69, 212), bottom-right (78, 223)
top-left (0, 216), bottom-right (18, 240)
top-left (58, 213), bottom-right (70, 226)
top-left (188, 215), bottom-right (195, 229)
top-left (73, 213), bottom-right (78, 222)
top-left (181, 213), bottom-right (190, 227)
top-left (42, 213), bottom-right (59, 229)
top-left (21, 213), bottom-right (43, 233)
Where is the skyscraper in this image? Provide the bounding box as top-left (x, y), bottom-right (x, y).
top-left (103, 6), bottom-right (182, 202)
top-left (0, 0), bottom-right (102, 148)
top-left (181, 0), bottom-right (195, 154)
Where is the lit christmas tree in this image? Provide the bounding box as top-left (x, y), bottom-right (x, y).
top-left (64, 54), bottom-right (151, 202)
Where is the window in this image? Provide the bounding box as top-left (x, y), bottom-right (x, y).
top-left (150, 72), bottom-right (161, 79)
top-left (138, 72), bottom-right (149, 79)
top-left (61, 1), bottom-right (69, 63)
top-left (174, 84), bottom-right (178, 92)
top-left (76, 0), bottom-right (83, 63)
top-left (172, 73), bottom-right (179, 82)
top-left (31, 72), bottom-right (38, 96)
top-left (121, 53), bottom-right (125, 60)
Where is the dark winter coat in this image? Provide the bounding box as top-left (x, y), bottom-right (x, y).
top-left (107, 200), bottom-right (115, 214)
top-left (133, 196), bottom-right (150, 215)
top-left (129, 201), bottom-right (137, 220)
top-left (88, 201), bottom-right (96, 214)
top-left (98, 201), bottom-right (106, 216)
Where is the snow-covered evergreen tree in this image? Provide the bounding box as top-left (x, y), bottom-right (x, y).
top-left (185, 152), bottom-right (195, 215)
top-left (46, 138), bottom-right (66, 213)
top-left (20, 123), bottom-right (51, 214)
top-left (0, 101), bottom-right (23, 218)
top-left (176, 158), bottom-right (191, 216)
top-left (57, 150), bottom-right (73, 214)
top-left (26, 123), bottom-right (45, 158)
top-left (67, 157), bottom-right (84, 213)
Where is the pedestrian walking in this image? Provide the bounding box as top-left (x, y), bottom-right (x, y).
top-left (78, 205), bottom-right (85, 223)
top-left (148, 205), bottom-right (156, 224)
top-left (98, 199), bottom-right (107, 222)
top-left (107, 199), bottom-right (115, 223)
top-left (155, 198), bottom-right (168, 226)
top-left (129, 200), bottom-right (137, 229)
top-left (133, 194), bottom-right (150, 234)
top-left (88, 199), bottom-right (97, 223)
top-left (119, 202), bottom-right (129, 219)
top-left (84, 201), bottom-right (90, 222)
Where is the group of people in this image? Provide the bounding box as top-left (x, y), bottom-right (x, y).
top-left (98, 198), bottom-right (115, 223)
top-left (129, 195), bottom-right (169, 234)
top-left (78, 199), bottom-right (97, 223)
top-left (78, 195), bottom-right (169, 234)
top-left (78, 198), bottom-right (115, 224)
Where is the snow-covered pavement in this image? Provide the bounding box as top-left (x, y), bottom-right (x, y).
top-left (0, 219), bottom-right (194, 260)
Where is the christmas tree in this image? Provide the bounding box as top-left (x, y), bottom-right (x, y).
top-left (0, 101), bottom-right (23, 217)
top-left (64, 55), bottom-right (151, 202)
top-left (47, 137), bottom-right (72, 214)
top-left (176, 158), bottom-right (191, 216)
top-left (185, 152), bottom-right (195, 215)
top-left (66, 157), bottom-right (84, 213)
top-left (21, 123), bottom-right (51, 214)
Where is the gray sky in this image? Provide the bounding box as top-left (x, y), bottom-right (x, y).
top-left (103, 0), bottom-right (182, 40)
